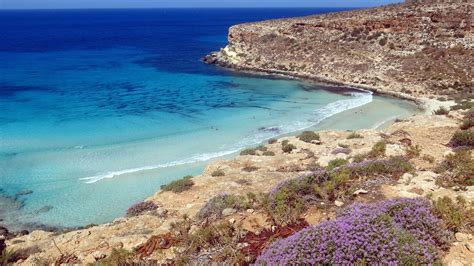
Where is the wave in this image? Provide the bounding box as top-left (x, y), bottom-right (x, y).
top-left (80, 91), bottom-right (373, 184)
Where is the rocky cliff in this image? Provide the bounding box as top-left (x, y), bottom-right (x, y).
top-left (205, 1), bottom-right (473, 99)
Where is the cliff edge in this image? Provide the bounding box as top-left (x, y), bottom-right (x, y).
top-left (205, 1), bottom-right (473, 100)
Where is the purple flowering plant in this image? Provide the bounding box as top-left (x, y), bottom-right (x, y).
top-left (267, 156), bottom-right (413, 224)
top-left (257, 198), bottom-right (450, 265)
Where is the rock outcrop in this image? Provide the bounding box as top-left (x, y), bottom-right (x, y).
top-left (205, 1), bottom-right (473, 99)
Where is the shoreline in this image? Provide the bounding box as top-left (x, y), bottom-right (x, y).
top-left (208, 60), bottom-right (451, 114)
top-left (0, 80), bottom-right (416, 233)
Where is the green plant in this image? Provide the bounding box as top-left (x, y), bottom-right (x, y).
top-left (297, 131), bottom-right (320, 143)
top-left (256, 145), bottom-right (268, 152)
top-left (352, 154), bottom-right (367, 163)
top-left (405, 145), bottom-right (422, 158)
top-left (211, 169), bottom-right (225, 177)
top-left (281, 140), bottom-right (289, 146)
top-left (432, 196), bottom-right (474, 233)
top-left (449, 130), bottom-right (474, 147)
top-left (435, 149), bottom-right (474, 186)
top-left (338, 143), bottom-right (349, 148)
top-left (196, 193), bottom-right (252, 220)
top-left (422, 154), bottom-right (435, 163)
top-left (451, 100), bottom-right (474, 111)
top-left (433, 106), bottom-right (449, 115)
top-left (460, 108), bottom-right (474, 130)
top-left (240, 148), bottom-right (257, 156)
top-left (1, 249), bottom-right (14, 265)
top-left (347, 132), bottom-right (363, 139)
top-left (95, 248), bottom-right (134, 266)
top-left (282, 143), bottom-right (296, 153)
top-left (327, 158), bottom-right (349, 170)
top-left (262, 151), bottom-right (276, 156)
top-left (160, 175), bottom-right (195, 193)
top-left (367, 140), bottom-right (386, 158)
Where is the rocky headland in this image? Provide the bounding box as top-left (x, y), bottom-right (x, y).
top-left (2, 0), bottom-right (473, 265)
top-left (204, 0), bottom-right (473, 102)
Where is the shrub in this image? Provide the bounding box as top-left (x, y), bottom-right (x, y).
top-left (281, 140), bottom-right (289, 146)
top-left (327, 158), bottom-right (348, 170)
top-left (435, 149), bottom-right (474, 186)
top-left (240, 148), bottom-right (257, 156)
top-left (405, 144), bottom-right (421, 158)
top-left (451, 100), bottom-right (474, 111)
top-left (460, 108), bottom-right (474, 130)
top-left (282, 143), bottom-right (296, 153)
top-left (338, 143), bottom-right (349, 148)
top-left (262, 151), bottom-right (275, 156)
top-left (449, 130), bottom-right (474, 147)
top-left (97, 248), bottom-right (134, 265)
top-left (125, 201), bottom-right (158, 217)
top-left (422, 154), bottom-right (435, 163)
top-left (352, 154), bottom-right (366, 163)
top-left (257, 198), bottom-right (449, 265)
top-left (433, 106), bottom-right (449, 115)
top-left (170, 217), bottom-right (244, 264)
top-left (297, 131), bottom-right (320, 143)
top-left (242, 165), bottom-right (259, 172)
top-left (347, 132), bottom-right (363, 139)
top-left (432, 196), bottom-right (474, 233)
top-left (211, 169), bottom-right (225, 177)
top-left (267, 157), bottom-right (413, 225)
top-left (160, 175), bottom-right (194, 193)
top-left (367, 140), bottom-right (386, 158)
top-left (197, 193), bottom-right (252, 220)
top-left (1, 250), bottom-right (14, 265)
top-left (268, 138), bottom-right (277, 144)
top-left (350, 156), bottom-right (413, 178)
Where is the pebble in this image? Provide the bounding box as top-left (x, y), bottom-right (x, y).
top-left (222, 208), bottom-right (237, 217)
top-left (456, 232), bottom-right (470, 242)
top-left (334, 200), bottom-right (344, 207)
top-left (353, 189), bottom-right (369, 195)
top-left (246, 209), bottom-right (255, 214)
top-left (229, 218), bottom-right (236, 224)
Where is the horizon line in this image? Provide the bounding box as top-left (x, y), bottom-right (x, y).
top-left (0, 6), bottom-right (375, 11)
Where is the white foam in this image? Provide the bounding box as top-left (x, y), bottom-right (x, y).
top-left (80, 91), bottom-right (373, 184)
top-left (79, 149), bottom-right (240, 184)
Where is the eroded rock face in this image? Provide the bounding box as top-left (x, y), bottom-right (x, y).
top-left (207, 1), bottom-right (473, 98)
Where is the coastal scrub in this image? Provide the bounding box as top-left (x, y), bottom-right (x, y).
top-left (160, 175), bottom-right (195, 193)
top-left (267, 156), bottom-right (413, 224)
top-left (257, 198), bottom-right (449, 265)
top-left (297, 131), bottom-right (320, 143)
top-left (125, 201), bottom-right (158, 217)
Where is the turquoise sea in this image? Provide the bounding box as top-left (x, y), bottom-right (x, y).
top-left (0, 9), bottom-right (418, 230)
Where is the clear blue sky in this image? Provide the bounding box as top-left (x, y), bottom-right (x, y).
top-left (1, 0), bottom-right (403, 9)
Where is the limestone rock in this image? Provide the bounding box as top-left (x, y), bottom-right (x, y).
top-left (222, 208), bottom-right (237, 217)
top-left (456, 233), bottom-right (469, 242)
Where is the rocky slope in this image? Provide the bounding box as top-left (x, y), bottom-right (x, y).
top-left (204, 0), bottom-right (473, 100)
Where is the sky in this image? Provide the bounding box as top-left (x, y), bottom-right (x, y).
top-left (1, 0), bottom-right (403, 9)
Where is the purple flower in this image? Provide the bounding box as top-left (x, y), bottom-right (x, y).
top-left (256, 198), bottom-right (450, 265)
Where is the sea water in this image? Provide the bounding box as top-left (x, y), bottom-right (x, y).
top-left (0, 9), bottom-right (418, 230)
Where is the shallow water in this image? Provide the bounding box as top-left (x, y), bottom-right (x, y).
top-left (0, 9), bottom-right (418, 230)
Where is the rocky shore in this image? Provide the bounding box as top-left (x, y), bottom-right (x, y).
top-left (2, 0), bottom-right (474, 265)
top-left (204, 0), bottom-right (473, 102)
